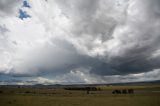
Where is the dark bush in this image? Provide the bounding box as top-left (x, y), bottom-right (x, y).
top-left (112, 90), bottom-right (121, 94)
top-left (112, 89), bottom-right (134, 94)
top-left (128, 89), bottom-right (134, 94)
top-left (122, 89), bottom-right (127, 94)
top-left (98, 88), bottom-right (101, 91)
top-left (25, 91), bottom-right (31, 93)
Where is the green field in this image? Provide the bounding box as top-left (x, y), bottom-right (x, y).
top-left (0, 85), bottom-right (160, 106)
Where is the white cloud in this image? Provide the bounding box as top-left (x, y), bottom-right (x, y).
top-left (0, 0), bottom-right (160, 84)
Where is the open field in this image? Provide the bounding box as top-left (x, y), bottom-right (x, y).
top-left (0, 84), bottom-right (160, 106)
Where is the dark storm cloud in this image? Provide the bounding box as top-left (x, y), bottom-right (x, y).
top-left (52, 0), bottom-right (160, 76)
top-left (89, 0), bottom-right (160, 75)
top-left (0, 0), bottom-right (160, 83)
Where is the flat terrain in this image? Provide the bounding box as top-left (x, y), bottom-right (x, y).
top-left (0, 84), bottom-right (160, 106)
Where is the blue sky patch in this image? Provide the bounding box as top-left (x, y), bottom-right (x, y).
top-left (19, 9), bottom-right (31, 20)
top-left (23, 0), bottom-right (31, 8)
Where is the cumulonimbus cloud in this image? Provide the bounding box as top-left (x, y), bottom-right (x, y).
top-left (0, 0), bottom-right (160, 84)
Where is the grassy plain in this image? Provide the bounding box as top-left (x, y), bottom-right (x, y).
top-left (0, 84), bottom-right (160, 106)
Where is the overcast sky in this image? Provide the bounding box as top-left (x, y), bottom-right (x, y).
top-left (0, 0), bottom-right (160, 85)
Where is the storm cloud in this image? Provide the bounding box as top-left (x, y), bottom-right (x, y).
top-left (0, 0), bottom-right (160, 84)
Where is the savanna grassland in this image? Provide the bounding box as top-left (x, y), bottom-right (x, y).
top-left (0, 84), bottom-right (160, 106)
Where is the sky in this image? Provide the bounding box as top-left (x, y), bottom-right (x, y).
top-left (0, 0), bottom-right (160, 85)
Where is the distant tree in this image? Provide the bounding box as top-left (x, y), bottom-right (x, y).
top-left (128, 89), bottom-right (134, 94)
top-left (122, 89), bottom-right (127, 94)
top-left (87, 90), bottom-right (90, 94)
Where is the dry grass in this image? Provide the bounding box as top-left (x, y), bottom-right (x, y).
top-left (0, 85), bottom-right (160, 106)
